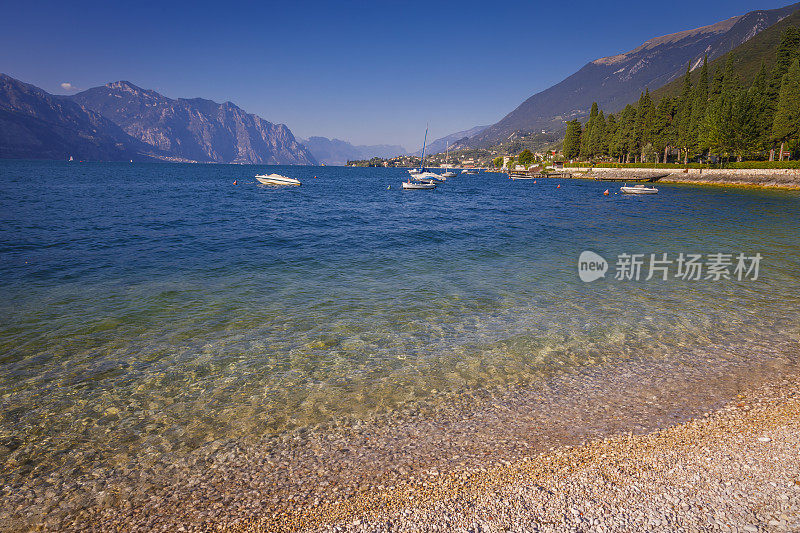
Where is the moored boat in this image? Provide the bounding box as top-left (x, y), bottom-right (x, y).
top-left (256, 173), bottom-right (301, 186)
top-left (406, 126), bottom-right (444, 185)
top-left (402, 180), bottom-right (436, 190)
top-left (620, 184), bottom-right (658, 194)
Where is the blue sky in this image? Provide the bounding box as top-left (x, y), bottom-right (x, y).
top-left (1, 0), bottom-right (794, 149)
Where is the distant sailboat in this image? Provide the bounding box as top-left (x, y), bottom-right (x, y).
top-left (68, 156), bottom-right (74, 162)
top-left (407, 126), bottom-right (443, 181)
top-left (442, 142), bottom-right (456, 178)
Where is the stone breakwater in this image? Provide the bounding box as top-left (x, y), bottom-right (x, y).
top-left (572, 167), bottom-right (800, 189)
top-left (232, 374), bottom-right (800, 533)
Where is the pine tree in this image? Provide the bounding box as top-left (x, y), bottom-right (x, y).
top-left (676, 65), bottom-right (694, 163)
top-left (768, 27), bottom-right (800, 99)
top-left (772, 59), bottom-right (800, 161)
top-left (688, 56), bottom-right (709, 161)
top-left (652, 98), bottom-right (675, 163)
top-left (763, 28), bottom-right (800, 159)
top-left (732, 89), bottom-right (759, 160)
top-left (750, 61), bottom-right (770, 152)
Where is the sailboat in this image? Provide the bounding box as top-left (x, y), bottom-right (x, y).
top-left (407, 126), bottom-right (443, 181)
top-left (442, 142), bottom-right (456, 178)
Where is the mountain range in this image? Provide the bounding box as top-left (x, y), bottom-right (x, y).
top-left (300, 137), bottom-right (407, 165)
top-left (0, 76), bottom-right (315, 164)
top-left (458, 2), bottom-right (800, 149)
top-left (0, 74), bottom-right (144, 161)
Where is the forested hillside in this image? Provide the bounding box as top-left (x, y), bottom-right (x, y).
top-left (562, 26), bottom-right (800, 164)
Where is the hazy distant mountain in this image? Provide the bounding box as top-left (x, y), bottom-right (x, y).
top-left (72, 81), bottom-right (315, 164)
top-left (412, 125), bottom-right (488, 156)
top-left (0, 74), bottom-right (147, 161)
top-left (466, 2), bottom-right (800, 147)
top-left (301, 136), bottom-right (407, 165)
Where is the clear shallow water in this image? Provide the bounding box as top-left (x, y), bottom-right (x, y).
top-left (1, 160), bottom-right (800, 489)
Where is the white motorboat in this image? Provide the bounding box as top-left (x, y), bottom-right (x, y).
top-left (620, 184), bottom-right (658, 194)
top-left (256, 173), bottom-right (301, 186)
top-left (402, 180), bottom-right (436, 190)
top-left (408, 168), bottom-right (421, 175)
top-left (461, 169), bottom-right (478, 174)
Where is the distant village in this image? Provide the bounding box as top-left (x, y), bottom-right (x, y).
top-left (346, 148), bottom-right (560, 171)
top-left (346, 129), bottom-right (562, 170)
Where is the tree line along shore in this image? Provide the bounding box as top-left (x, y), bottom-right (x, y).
top-left (562, 27), bottom-right (800, 166)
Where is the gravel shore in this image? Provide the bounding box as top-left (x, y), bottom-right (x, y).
top-left (6, 356), bottom-right (797, 532)
top-left (227, 373), bottom-right (800, 533)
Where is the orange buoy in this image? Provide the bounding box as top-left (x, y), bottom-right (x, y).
top-left (314, 176), bottom-right (318, 179)
top-left (233, 180), bottom-right (237, 185)
top-left (557, 184), bottom-right (561, 189)
top-left (603, 189), bottom-right (609, 196)
top-left (533, 180), bottom-right (537, 184)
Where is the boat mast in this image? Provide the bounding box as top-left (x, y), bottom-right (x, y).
top-left (420, 125), bottom-right (428, 171)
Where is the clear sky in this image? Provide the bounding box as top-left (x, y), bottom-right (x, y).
top-left (1, 0), bottom-right (795, 149)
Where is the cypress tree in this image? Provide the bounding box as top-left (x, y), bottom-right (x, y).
top-left (604, 114), bottom-right (618, 158)
top-left (581, 102), bottom-right (599, 158)
top-left (563, 120), bottom-right (583, 159)
top-left (614, 105), bottom-right (637, 163)
top-left (634, 90), bottom-right (653, 162)
top-left (588, 110), bottom-right (606, 158)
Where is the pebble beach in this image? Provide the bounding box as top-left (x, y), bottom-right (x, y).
top-left (230, 371), bottom-right (800, 533)
top-left (15, 355), bottom-right (793, 533)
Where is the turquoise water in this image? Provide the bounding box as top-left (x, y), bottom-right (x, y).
top-left (1, 160), bottom-right (800, 494)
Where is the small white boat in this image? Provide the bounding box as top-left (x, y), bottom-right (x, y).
top-left (408, 168), bottom-right (422, 175)
top-left (402, 180), bottom-right (436, 190)
top-left (256, 173), bottom-right (301, 186)
top-left (461, 169), bottom-right (478, 174)
top-left (442, 171), bottom-right (457, 178)
top-left (620, 184), bottom-right (658, 194)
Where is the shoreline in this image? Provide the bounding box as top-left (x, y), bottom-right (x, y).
top-left (566, 167), bottom-right (800, 189)
top-left (45, 347), bottom-right (798, 533)
top-left (231, 371), bottom-right (800, 532)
